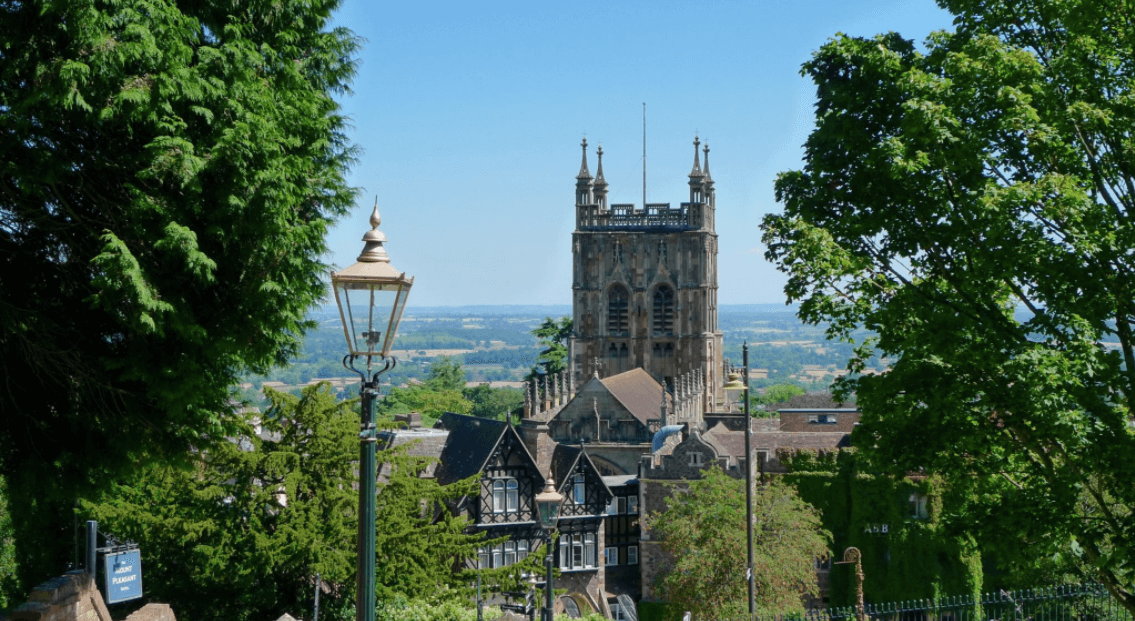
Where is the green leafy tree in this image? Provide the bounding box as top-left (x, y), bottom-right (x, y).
top-left (763, 0), bottom-right (1135, 610)
top-left (462, 384), bottom-right (525, 421)
top-left (84, 385), bottom-right (359, 620)
top-left (753, 384), bottom-right (806, 410)
top-left (643, 467), bottom-right (830, 618)
top-left (426, 356), bottom-right (467, 391)
top-left (0, 0), bottom-right (359, 584)
top-left (526, 317), bottom-right (573, 380)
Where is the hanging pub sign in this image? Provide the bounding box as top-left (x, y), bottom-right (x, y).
top-left (104, 549), bottom-right (143, 603)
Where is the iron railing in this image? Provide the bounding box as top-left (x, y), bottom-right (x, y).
top-left (737, 584), bottom-right (1131, 621)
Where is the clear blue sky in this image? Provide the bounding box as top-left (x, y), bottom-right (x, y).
top-left (324, 0), bottom-right (954, 308)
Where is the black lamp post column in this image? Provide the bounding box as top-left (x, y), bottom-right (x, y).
top-left (544, 533), bottom-right (555, 621)
top-left (743, 341), bottom-right (755, 620)
top-left (331, 201), bottom-right (414, 621)
top-left (534, 478), bottom-right (564, 621)
top-left (357, 372), bottom-right (379, 621)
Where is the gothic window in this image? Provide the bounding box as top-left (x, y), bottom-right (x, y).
top-left (608, 343), bottom-right (619, 359)
top-left (664, 343), bottom-right (674, 358)
top-left (619, 343), bottom-right (628, 358)
top-left (607, 285), bottom-right (629, 336)
top-left (653, 285), bottom-right (674, 336)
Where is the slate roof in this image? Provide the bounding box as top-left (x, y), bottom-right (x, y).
top-left (769, 392), bottom-right (853, 411)
top-left (377, 427), bottom-right (449, 481)
top-left (704, 424), bottom-right (851, 459)
top-left (433, 412), bottom-right (510, 485)
top-left (600, 368), bottom-right (669, 426)
top-left (602, 474), bottom-right (638, 488)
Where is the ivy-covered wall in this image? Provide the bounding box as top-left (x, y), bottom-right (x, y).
top-left (781, 448), bottom-right (983, 607)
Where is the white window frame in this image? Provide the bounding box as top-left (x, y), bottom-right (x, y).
top-left (492, 480), bottom-right (505, 513)
top-left (504, 541), bottom-right (516, 566)
top-left (506, 479), bottom-right (519, 512)
top-left (909, 493), bottom-right (929, 519)
top-left (605, 547), bottom-right (619, 566)
top-left (607, 498), bottom-right (618, 515)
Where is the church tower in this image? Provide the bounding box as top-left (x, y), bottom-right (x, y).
top-left (569, 137), bottom-right (724, 412)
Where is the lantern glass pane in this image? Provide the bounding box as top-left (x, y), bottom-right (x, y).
top-left (537, 498), bottom-right (560, 530)
top-left (334, 280), bottom-right (406, 357)
top-left (381, 283), bottom-right (411, 356)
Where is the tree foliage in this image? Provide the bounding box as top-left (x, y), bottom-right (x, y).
top-left (527, 317), bottom-right (572, 379)
top-left (84, 385), bottom-right (358, 620)
top-left (0, 0), bottom-right (359, 584)
top-left (84, 384), bottom-right (523, 618)
top-left (763, 0), bottom-right (1135, 610)
top-left (643, 467), bottom-right (830, 618)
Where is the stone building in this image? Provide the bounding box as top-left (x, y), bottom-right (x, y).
top-left (568, 137), bottom-right (724, 414)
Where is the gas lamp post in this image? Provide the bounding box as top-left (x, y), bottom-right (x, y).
top-left (330, 201), bottom-right (414, 621)
top-left (534, 479), bottom-right (565, 621)
top-left (724, 342), bottom-right (755, 620)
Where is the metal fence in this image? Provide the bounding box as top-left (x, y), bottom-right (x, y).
top-left (743, 584), bottom-right (1130, 621)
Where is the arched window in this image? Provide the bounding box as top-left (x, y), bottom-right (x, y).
top-left (608, 343), bottom-right (619, 359)
top-left (653, 285), bottom-right (674, 336)
top-left (607, 285), bottom-right (629, 336)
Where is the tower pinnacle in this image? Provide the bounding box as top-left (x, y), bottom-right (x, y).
top-left (703, 143), bottom-right (713, 183)
top-left (577, 138), bottom-right (592, 180)
top-left (689, 135), bottom-right (703, 177)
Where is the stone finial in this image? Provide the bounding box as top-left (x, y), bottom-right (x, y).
top-left (524, 383), bottom-right (531, 418)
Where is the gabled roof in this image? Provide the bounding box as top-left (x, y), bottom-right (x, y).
top-left (600, 368), bottom-right (668, 426)
top-left (551, 443), bottom-right (613, 501)
top-left (433, 413), bottom-right (509, 484)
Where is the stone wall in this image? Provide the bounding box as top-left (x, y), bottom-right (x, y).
top-left (1, 570), bottom-right (175, 621)
top-left (3, 570), bottom-right (112, 621)
top-left (124, 604), bottom-right (176, 621)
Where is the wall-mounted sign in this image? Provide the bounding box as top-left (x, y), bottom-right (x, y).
top-left (104, 550), bottom-right (143, 604)
top-left (864, 523), bottom-right (890, 535)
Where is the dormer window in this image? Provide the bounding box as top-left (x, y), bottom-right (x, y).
top-left (807, 414), bottom-right (837, 424)
top-left (492, 478), bottom-right (519, 513)
top-left (572, 473), bottom-right (585, 504)
top-left (688, 452), bottom-right (704, 466)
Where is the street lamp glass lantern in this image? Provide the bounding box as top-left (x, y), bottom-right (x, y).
top-left (331, 203), bottom-right (414, 358)
top-left (534, 479), bottom-right (565, 531)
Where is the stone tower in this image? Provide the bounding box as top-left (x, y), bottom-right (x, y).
top-left (569, 137), bottom-right (724, 413)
